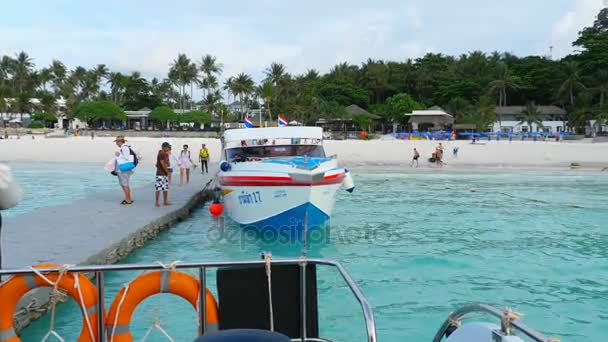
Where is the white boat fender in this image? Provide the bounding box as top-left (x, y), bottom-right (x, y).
top-left (0, 164), bottom-right (21, 210)
top-left (220, 160), bottom-right (232, 172)
top-left (342, 169), bottom-right (355, 193)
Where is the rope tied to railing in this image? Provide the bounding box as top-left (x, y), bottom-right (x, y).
top-left (109, 283), bottom-right (131, 342)
top-left (447, 316), bottom-right (461, 328)
top-left (264, 252), bottom-right (275, 331)
top-left (500, 308), bottom-right (522, 336)
top-left (156, 260), bottom-right (182, 272)
top-left (29, 265), bottom-right (70, 342)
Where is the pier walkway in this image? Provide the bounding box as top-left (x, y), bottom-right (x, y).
top-left (2, 164), bottom-right (217, 269)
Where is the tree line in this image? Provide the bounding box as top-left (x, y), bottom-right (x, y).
top-left (1, 8), bottom-right (607, 133)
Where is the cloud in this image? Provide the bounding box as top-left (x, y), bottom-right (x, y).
top-left (548, 0), bottom-right (605, 57)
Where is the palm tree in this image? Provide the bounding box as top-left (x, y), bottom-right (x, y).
top-left (233, 73), bottom-right (255, 117)
top-left (303, 69), bottom-right (320, 81)
top-left (198, 74), bottom-right (218, 98)
top-left (107, 72), bottom-right (126, 104)
top-left (264, 62), bottom-right (287, 85)
top-left (258, 81), bottom-right (275, 121)
top-left (223, 77), bottom-right (236, 104)
top-left (569, 92), bottom-right (594, 134)
top-left (13, 51), bottom-right (34, 94)
top-left (203, 89), bottom-right (223, 116)
top-left (39, 91), bottom-right (56, 113)
top-left (558, 61), bottom-right (585, 106)
top-left (38, 68), bottom-right (53, 91)
top-left (476, 95), bottom-right (497, 131)
top-left (200, 54), bottom-right (223, 77)
top-left (487, 63), bottom-right (520, 107)
top-left (50, 60), bottom-right (67, 95)
top-left (519, 102), bottom-right (544, 132)
top-left (169, 53), bottom-right (197, 110)
top-left (592, 69), bottom-right (608, 107)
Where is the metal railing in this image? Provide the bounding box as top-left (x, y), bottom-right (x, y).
top-left (0, 258), bottom-right (377, 342)
top-left (432, 303), bottom-right (550, 342)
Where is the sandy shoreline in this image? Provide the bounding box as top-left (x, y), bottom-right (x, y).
top-left (1, 136), bottom-right (608, 170)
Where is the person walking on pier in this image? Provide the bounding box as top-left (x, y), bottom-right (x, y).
top-left (179, 144), bottom-right (193, 185)
top-left (199, 143), bottom-right (210, 174)
top-left (155, 142), bottom-right (172, 207)
top-left (114, 136), bottom-right (134, 205)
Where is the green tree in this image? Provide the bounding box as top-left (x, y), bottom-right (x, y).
top-left (518, 102), bottom-right (544, 131)
top-left (258, 81), bottom-right (275, 121)
top-left (179, 110), bottom-right (211, 130)
top-left (232, 73), bottom-right (255, 115)
top-left (264, 62), bottom-right (288, 86)
top-left (558, 61), bottom-right (585, 106)
top-left (592, 69), bottom-right (608, 107)
top-left (169, 53), bottom-right (197, 110)
top-left (384, 93), bottom-right (423, 123)
top-left (573, 8), bottom-right (608, 74)
top-left (457, 96), bottom-right (496, 131)
top-left (445, 97), bottom-right (471, 120)
top-left (318, 80), bottom-right (369, 108)
top-left (149, 106), bottom-right (177, 130)
top-left (487, 63), bottom-right (521, 107)
top-left (569, 92), bottom-right (594, 134)
top-left (31, 111), bottom-right (57, 127)
top-left (72, 101), bottom-right (126, 125)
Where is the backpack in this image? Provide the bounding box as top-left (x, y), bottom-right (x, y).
top-left (127, 145), bottom-right (140, 167)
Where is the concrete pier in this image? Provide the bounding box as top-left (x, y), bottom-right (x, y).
top-left (1, 164), bottom-right (217, 329)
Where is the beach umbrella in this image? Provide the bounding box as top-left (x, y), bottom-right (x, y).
top-left (460, 131), bottom-right (473, 136)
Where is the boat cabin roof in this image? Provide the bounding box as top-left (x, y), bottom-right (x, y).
top-left (223, 127), bottom-right (323, 144)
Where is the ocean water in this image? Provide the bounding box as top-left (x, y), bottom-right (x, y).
top-left (16, 166), bottom-right (608, 341)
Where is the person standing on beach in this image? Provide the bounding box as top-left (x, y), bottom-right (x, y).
top-left (114, 136), bottom-right (134, 205)
top-left (199, 144), bottom-right (209, 174)
top-left (155, 142), bottom-right (172, 207)
top-left (179, 144), bottom-right (194, 185)
top-left (411, 148), bottom-right (420, 167)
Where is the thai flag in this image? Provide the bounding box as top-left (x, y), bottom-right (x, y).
top-left (278, 115), bottom-right (288, 127)
top-left (244, 115), bottom-right (254, 128)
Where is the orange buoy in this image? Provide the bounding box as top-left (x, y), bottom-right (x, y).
top-left (106, 270), bottom-right (219, 342)
top-left (209, 202), bottom-right (223, 217)
top-left (0, 263), bottom-right (99, 342)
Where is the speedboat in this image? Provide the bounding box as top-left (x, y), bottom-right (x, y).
top-left (217, 127), bottom-right (354, 232)
top-left (0, 257), bottom-right (554, 342)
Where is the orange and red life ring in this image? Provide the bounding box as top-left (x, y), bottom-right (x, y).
top-left (105, 270), bottom-right (219, 342)
top-left (0, 263), bottom-right (100, 342)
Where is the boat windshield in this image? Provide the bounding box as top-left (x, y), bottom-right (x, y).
top-left (226, 144), bottom-right (325, 162)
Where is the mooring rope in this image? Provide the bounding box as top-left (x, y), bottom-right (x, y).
top-left (29, 265), bottom-right (69, 342)
top-left (264, 252), bottom-right (275, 331)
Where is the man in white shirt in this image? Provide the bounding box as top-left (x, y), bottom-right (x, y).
top-left (114, 136), bottom-right (134, 205)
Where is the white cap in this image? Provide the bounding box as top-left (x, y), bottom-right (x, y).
top-left (0, 164), bottom-right (21, 210)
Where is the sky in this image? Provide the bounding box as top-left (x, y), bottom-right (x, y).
top-left (0, 0), bottom-right (605, 82)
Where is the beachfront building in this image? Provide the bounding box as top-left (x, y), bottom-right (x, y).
top-left (493, 105), bottom-right (567, 133)
top-left (315, 104), bottom-right (381, 137)
top-left (0, 97), bottom-right (68, 127)
top-left (404, 107), bottom-right (454, 131)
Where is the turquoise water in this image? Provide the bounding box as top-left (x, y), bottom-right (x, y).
top-left (17, 167), bottom-right (608, 341)
top-left (3, 162), bottom-right (154, 217)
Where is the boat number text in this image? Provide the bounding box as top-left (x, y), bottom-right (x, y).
top-left (239, 191), bottom-right (262, 204)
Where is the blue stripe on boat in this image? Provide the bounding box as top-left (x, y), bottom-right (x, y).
top-left (238, 202), bottom-right (329, 232)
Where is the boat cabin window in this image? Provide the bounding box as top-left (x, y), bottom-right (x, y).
top-left (226, 144), bottom-right (325, 162)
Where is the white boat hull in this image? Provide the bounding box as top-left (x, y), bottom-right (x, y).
top-left (219, 157), bottom-right (348, 232)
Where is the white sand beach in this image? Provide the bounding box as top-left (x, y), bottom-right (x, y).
top-left (1, 136), bottom-right (608, 169)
